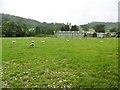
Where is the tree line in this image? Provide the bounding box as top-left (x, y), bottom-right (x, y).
top-left (2, 21), bottom-right (64, 37)
top-left (1, 13), bottom-right (65, 37)
top-left (60, 25), bottom-right (79, 31)
top-left (2, 21), bottom-right (119, 37)
top-left (60, 24), bottom-right (118, 33)
top-left (1, 14), bottom-right (119, 37)
top-left (2, 21), bottom-right (28, 37)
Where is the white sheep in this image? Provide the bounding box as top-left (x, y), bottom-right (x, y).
top-left (31, 40), bottom-right (34, 43)
top-left (12, 41), bottom-right (16, 43)
top-left (100, 40), bottom-right (103, 42)
top-left (29, 43), bottom-right (35, 47)
top-left (41, 41), bottom-right (45, 43)
top-left (66, 39), bottom-right (70, 42)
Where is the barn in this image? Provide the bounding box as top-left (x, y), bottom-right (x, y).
top-left (55, 31), bottom-right (117, 38)
top-left (55, 31), bottom-right (85, 38)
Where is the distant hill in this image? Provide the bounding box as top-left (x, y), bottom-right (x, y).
top-left (1, 13), bottom-right (66, 34)
top-left (1, 13), bottom-right (42, 28)
top-left (1, 13), bottom-right (118, 31)
top-left (1, 13), bottom-right (66, 37)
top-left (81, 22), bottom-right (118, 31)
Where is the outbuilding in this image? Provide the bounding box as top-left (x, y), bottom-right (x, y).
top-left (55, 31), bottom-right (85, 38)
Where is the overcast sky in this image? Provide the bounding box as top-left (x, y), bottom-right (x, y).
top-left (0, 0), bottom-right (119, 25)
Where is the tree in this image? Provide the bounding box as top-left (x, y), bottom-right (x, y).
top-left (60, 25), bottom-right (69, 31)
top-left (64, 25), bottom-right (70, 31)
top-left (15, 25), bottom-right (25, 37)
top-left (94, 24), bottom-right (105, 33)
top-left (21, 23), bottom-right (28, 34)
top-left (71, 25), bottom-right (79, 31)
top-left (92, 32), bottom-right (97, 37)
top-left (2, 21), bottom-right (28, 37)
top-left (2, 21), bottom-right (17, 37)
top-left (81, 25), bottom-right (89, 31)
top-left (35, 26), bottom-right (40, 34)
top-left (60, 26), bottom-right (65, 31)
top-left (109, 28), bottom-right (116, 32)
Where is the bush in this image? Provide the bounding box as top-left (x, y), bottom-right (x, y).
top-left (34, 34), bottom-right (54, 37)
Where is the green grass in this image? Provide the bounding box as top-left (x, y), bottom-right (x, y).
top-left (2, 37), bottom-right (118, 88)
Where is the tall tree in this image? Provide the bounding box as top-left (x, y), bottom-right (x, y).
top-left (71, 25), bottom-right (79, 31)
top-left (2, 21), bottom-right (17, 37)
top-left (64, 25), bottom-right (70, 31)
top-left (15, 25), bottom-right (25, 37)
top-left (61, 26), bottom-right (65, 31)
top-left (21, 23), bottom-right (28, 33)
top-left (109, 28), bottom-right (117, 32)
top-left (94, 24), bottom-right (105, 33)
top-left (35, 26), bottom-right (41, 34)
top-left (81, 25), bottom-right (89, 31)
top-left (60, 25), bottom-right (69, 31)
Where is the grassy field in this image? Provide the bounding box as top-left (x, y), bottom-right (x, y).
top-left (2, 37), bottom-right (118, 88)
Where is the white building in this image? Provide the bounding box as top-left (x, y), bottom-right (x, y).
top-left (96, 33), bottom-right (106, 38)
top-left (55, 31), bottom-right (85, 38)
top-left (55, 31), bottom-right (117, 38)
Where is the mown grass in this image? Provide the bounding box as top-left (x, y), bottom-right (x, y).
top-left (2, 37), bottom-right (118, 88)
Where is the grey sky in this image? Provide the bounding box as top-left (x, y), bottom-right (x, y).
top-left (0, 0), bottom-right (119, 25)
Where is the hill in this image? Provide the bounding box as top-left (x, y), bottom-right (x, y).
top-left (1, 13), bottom-right (65, 29)
top-left (1, 13), bottom-right (41, 28)
top-left (1, 13), bottom-right (118, 31)
top-left (81, 22), bottom-right (118, 31)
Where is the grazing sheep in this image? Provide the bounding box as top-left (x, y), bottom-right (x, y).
top-left (100, 40), bottom-right (103, 42)
top-left (108, 52), bottom-right (111, 55)
top-left (12, 41), bottom-right (16, 43)
top-left (41, 41), bottom-right (45, 43)
top-left (29, 43), bottom-right (35, 47)
top-left (66, 39), bottom-right (70, 42)
top-left (31, 40), bottom-right (34, 43)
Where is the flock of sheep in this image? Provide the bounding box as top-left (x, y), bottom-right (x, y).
top-left (11, 38), bottom-right (116, 48)
top-left (12, 40), bottom-right (46, 48)
top-left (11, 39), bottom-right (71, 48)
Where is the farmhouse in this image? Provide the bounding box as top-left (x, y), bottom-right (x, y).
top-left (96, 33), bottom-right (106, 38)
top-left (84, 31), bottom-right (93, 37)
top-left (96, 32), bottom-right (118, 38)
top-left (110, 32), bottom-right (116, 37)
top-left (55, 31), bottom-right (85, 38)
top-left (55, 31), bottom-right (117, 38)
